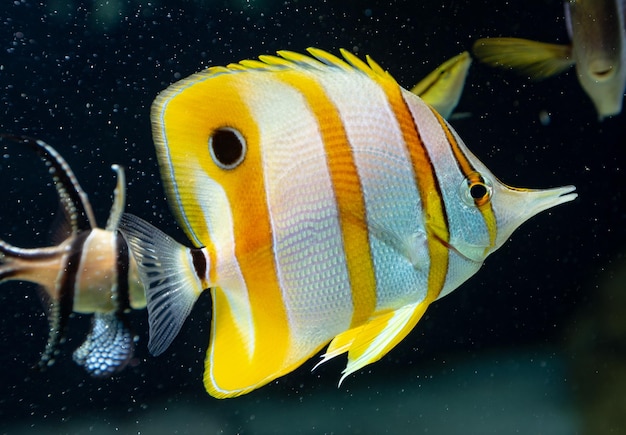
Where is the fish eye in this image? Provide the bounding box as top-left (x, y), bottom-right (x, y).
top-left (208, 127), bottom-right (246, 170)
top-left (460, 172), bottom-right (492, 207)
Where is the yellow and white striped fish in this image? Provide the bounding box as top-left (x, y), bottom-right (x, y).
top-left (120, 48), bottom-right (577, 398)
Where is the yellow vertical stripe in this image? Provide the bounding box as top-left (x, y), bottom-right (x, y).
top-left (156, 73), bottom-right (290, 394)
top-left (276, 70), bottom-right (377, 328)
top-left (365, 70), bottom-right (450, 302)
top-left (429, 108), bottom-right (497, 250)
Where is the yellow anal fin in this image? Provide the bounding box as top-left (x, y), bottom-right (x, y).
top-left (473, 37), bottom-right (574, 80)
top-left (339, 301), bottom-right (429, 385)
top-left (313, 325), bottom-right (363, 371)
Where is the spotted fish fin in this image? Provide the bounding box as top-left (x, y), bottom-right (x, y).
top-left (119, 213), bottom-right (203, 356)
top-left (73, 312), bottom-right (136, 378)
top-left (37, 294), bottom-right (73, 371)
top-left (473, 37), bottom-right (574, 80)
top-left (338, 301), bottom-right (429, 385)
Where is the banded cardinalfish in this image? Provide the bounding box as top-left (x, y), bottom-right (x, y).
top-left (0, 134), bottom-right (145, 378)
top-left (120, 48), bottom-right (577, 398)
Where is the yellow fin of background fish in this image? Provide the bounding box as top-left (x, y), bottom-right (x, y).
top-left (473, 37), bottom-right (574, 80)
top-left (411, 51), bottom-right (472, 118)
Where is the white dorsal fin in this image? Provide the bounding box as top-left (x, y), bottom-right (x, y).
top-left (105, 164), bottom-right (126, 232)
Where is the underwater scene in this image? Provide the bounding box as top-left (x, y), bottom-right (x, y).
top-left (1, 0), bottom-right (625, 433)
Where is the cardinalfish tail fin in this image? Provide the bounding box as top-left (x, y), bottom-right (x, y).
top-left (0, 238), bottom-right (66, 291)
top-left (0, 239), bottom-right (20, 282)
top-left (0, 236), bottom-right (74, 372)
top-left (119, 213), bottom-right (204, 356)
top-left (0, 134), bottom-right (95, 371)
top-left (0, 239), bottom-right (46, 294)
top-left (472, 37), bottom-right (574, 80)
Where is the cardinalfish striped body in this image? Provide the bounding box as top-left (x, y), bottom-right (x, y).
top-left (0, 135), bottom-right (145, 378)
top-left (120, 48), bottom-right (577, 398)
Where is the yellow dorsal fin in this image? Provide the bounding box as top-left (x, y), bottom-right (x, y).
top-left (473, 37), bottom-right (574, 80)
top-left (339, 301), bottom-right (430, 385)
top-left (277, 49), bottom-right (331, 68)
top-left (232, 59), bottom-right (267, 69)
top-left (410, 51), bottom-right (472, 119)
top-left (308, 47), bottom-right (353, 70)
top-left (195, 48), bottom-right (396, 85)
top-left (257, 54), bottom-right (297, 67)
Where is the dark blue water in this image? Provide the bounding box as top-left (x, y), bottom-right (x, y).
top-left (1, 1), bottom-right (624, 433)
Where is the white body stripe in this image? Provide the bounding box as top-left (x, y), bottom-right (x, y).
top-left (74, 230), bottom-right (118, 313)
top-left (316, 70), bottom-right (430, 312)
top-left (404, 94), bottom-right (487, 296)
top-left (245, 77), bottom-right (354, 355)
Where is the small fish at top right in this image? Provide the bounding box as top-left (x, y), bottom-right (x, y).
top-left (473, 0), bottom-right (626, 120)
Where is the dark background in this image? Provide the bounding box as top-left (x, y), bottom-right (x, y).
top-left (1, 0), bottom-right (624, 433)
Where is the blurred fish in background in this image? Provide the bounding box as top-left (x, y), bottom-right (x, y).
top-left (411, 51), bottom-right (472, 119)
top-left (0, 135), bottom-right (145, 378)
top-left (473, 0), bottom-right (626, 120)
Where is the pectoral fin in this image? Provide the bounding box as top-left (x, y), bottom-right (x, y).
top-left (473, 37), bottom-right (574, 80)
